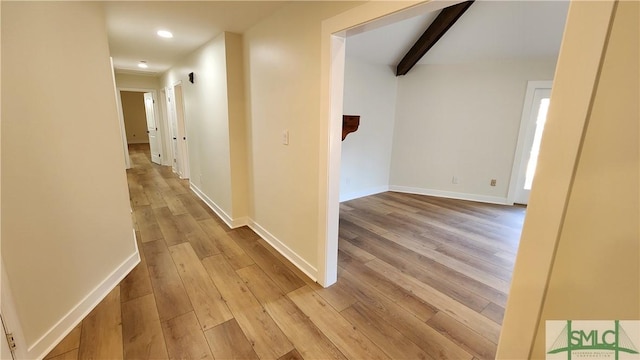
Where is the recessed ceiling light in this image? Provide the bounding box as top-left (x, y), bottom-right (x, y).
top-left (157, 30), bottom-right (173, 38)
top-left (138, 61), bottom-right (148, 69)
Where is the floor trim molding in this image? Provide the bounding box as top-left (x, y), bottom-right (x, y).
top-left (190, 184), bottom-right (248, 229)
top-left (389, 185), bottom-right (509, 205)
top-left (30, 245), bottom-right (140, 359)
top-left (248, 220), bottom-right (318, 282)
top-left (339, 185), bottom-right (390, 202)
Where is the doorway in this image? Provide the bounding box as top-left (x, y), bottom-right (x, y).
top-left (118, 88), bottom-right (163, 165)
top-left (509, 81), bottom-right (553, 205)
top-left (165, 83), bottom-right (190, 179)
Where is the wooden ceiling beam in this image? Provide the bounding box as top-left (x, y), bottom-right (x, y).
top-left (396, 1), bottom-right (474, 76)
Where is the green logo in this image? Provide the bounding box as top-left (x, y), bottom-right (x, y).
top-left (547, 320), bottom-right (639, 360)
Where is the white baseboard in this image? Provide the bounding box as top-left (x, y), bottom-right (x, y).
top-left (248, 220), bottom-right (318, 282)
top-left (389, 185), bottom-right (509, 205)
top-left (188, 185), bottom-right (316, 282)
top-left (30, 245), bottom-right (140, 359)
top-left (189, 184), bottom-right (248, 229)
top-left (339, 185), bottom-right (389, 202)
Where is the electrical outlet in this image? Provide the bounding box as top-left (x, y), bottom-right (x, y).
top-left (282, 130), bottom-right (289, 145)
top-left (490, 179), bottom-right (497, 186)
top-left (452, 176), bottom-right (459, 184)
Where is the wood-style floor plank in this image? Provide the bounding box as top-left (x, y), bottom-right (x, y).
top-left (46, 349), bottom-right (79, 360)
top-left (427, 311), bottom-right (497, 359)
top-left (237, 265), bottom-right (347, 360)
top-left (366, 258), bottom-right (502, 344)
top-left (288, 285), bottom-right (390, 360)
top-left (161, 312), bottom-right (213, 360)
top-left (278, 349), bottom-right (304, 360)
top-left (134, 206), bottom-right (164, 243)
top-left (338, 266), bottom-right (473, 360)
top-left (342, 223), bottom-right (501, 310)
top-left (78, 287), bottom-right (123, 360)
top-left (203, 319), bottom-right (259, 360)
top-left (339, 251), bottom-right (437, 322)
top-left (169, 242), bottom-right (233, 330)
top-left (177, 193), bottom-right (210, 221)
top-left (254, 237), bottom-right (317, 286)
top-left (481, 302), bottom-right (506, 325)
top-left (186, 230), bottom-right (222, 260)
top-left (144, 188), bottom-right (168, 209)
top-left (153, 206), bottom-right (185, 246)
top-left (44, 324), bottom-right (81, 359)
top-left (198, 219), bottom-right (255, 270)
top-left (162, 194), bottom-right (188, 215)
top-left (202, 254), bottom-right (294, 359)
top-left (121, 294), bottom-right (168, 359)
top-left (120, 239), bottom-right (153, 303)
top-left (48, 145), bottom-right (524, 360)
top-left (340, 302), bottom-right (432, 360)
top-left (230, 230), bottom-right (306, 293)
top-left (142, 240), bottom-right (193, 322)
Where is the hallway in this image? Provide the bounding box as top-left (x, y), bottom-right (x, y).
top-left (44, 144), bottom-right (523, 360)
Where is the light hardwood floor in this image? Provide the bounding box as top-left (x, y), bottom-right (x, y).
top-left (44, 143), bottom-right (525, 360)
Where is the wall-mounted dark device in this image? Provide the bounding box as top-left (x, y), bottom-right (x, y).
top-left (188, 72), bottom-right (195, 84)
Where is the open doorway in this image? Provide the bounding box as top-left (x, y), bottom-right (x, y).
top-left (119, 88), bottom-right (163, 165)
top-left (322, 0), bottom-right (568, 356)
top-left (509, 81), bottom-right (553, 205)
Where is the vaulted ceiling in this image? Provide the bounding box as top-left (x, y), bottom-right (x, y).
top-left (346, 1), bottom-right (569, 67)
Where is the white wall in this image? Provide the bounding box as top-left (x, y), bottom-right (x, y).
top-left (340, 58), bottom-right (397, 202)
top-left (161, 32), bottom-right (247, 226)
top-left (243, 1), bottom-right (361, 278)
top-left (225, 33), bottom-right (250, 222)
top-left (121, 91), bottom-right (149, 144)
top-left (115, 73), bottom-right (160, 89)
top-left (1, 3), bottom-right (137, 358)
top-left (389, 60), bottom-right (557, 203)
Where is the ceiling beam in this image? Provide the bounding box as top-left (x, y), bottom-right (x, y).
top-left (396, 1), bottom-right (474, 76)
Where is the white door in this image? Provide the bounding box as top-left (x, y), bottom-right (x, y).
top-left (173, 84), bottom-right (190, 179)
top-left (1, 315), bottom-right (15, 360)
top-left (143, 92), bottom-right (162, 165)
top-left (165, 87), bottom-right (179, 174)
top-left (513, 86), bottom-right (552, 204)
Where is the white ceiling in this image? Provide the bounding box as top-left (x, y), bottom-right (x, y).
top-left (346, 0), bottom-right (570, 67)
top-left (105, 1), bottom-right (569, 76)
top-left (105, 1), bottom-right (286, 74)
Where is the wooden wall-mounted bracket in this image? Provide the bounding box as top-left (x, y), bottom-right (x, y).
top-left (342, 115), bottom-right (360, 141)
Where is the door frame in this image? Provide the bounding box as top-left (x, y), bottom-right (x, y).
top-left (117, 87), bottom-right (164, 165)
top-left (165, 85), bottom-right (179, 174)
top-left (172, 82), bottom-right (190, 180)
top-left (158, 88), bottom-right (172, 167)
top-left (506, 80), bottom-right (553, 205)
top-left (1, 261), bottom-right (25, 359)
top-left (142, 92), bottom-right (162, 165)
top-left (319, 0), bottom-right (456, 287)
